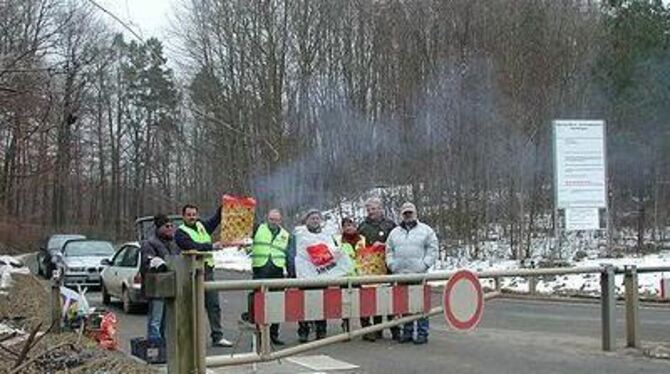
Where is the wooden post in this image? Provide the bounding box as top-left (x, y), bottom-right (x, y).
top-left (50, 270), bottom-right (62, 334)
top-left (165, 255), bottom-right (203, 374)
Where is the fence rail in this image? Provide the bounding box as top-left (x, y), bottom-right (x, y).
top-left (148, 253), bottom-right (670, 373)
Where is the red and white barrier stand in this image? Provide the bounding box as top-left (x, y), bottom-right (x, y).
top-left (253, 284), bottom-right (430, 324)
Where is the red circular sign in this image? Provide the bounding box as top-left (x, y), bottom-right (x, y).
top-left (443, 270), bottom-right (484, 331)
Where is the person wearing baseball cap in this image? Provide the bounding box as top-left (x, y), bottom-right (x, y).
top-left (386, 202), bottom-right (438, 345)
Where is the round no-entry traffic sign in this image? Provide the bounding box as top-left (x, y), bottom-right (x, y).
top-left (443, 270), bottom-right (484, 331)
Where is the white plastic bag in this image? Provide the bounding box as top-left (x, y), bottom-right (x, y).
top-left (60, 286), bottom-right (90, 318)
top-left (294, 227), bottom-right (354, 278)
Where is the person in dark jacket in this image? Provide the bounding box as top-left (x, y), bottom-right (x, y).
top-left (174, 202), bottom-right (232, 347)
top-left (140, 214), bottom-right (180, 340)
top-left (357, 197), bottom-right (400, 341)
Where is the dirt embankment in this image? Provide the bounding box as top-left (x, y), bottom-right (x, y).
top-left (1, 273), bottom-right (157, 374)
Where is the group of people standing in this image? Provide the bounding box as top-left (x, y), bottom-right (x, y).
top-left (139, 196), bottom-right (438, 348)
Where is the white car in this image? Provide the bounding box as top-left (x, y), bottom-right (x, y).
top-left (58, 239), bottom-right (115, 288)
top-left (100, 242), bottom-right (146, 313)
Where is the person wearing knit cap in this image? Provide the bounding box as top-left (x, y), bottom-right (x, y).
top-left (291, 208), bottom-right (356, 342)
top-left (294, 208), bottom-right (328, 341)
top-left (139, 213), bottom-right (180, 341)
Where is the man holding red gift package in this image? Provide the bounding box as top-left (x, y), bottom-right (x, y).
top-left (356, 197), bottom-right (399, 342)
top-left (175, 200), bottom-right (233, 348)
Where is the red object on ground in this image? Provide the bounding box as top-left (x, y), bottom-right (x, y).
top-left (306, 243), bottom-right (334, 267)
top-left (97, 312), bottom-right (119, 350)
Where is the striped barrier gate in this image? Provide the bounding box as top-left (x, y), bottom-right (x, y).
top-left (252, 284), bottom-right (431, 324)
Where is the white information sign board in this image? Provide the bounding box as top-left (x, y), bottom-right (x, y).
top-left (565, 207), bottom-right (600, 231)
top-left (553, 120), bottom-right (607, 209)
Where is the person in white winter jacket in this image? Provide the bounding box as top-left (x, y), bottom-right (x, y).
top-left (385, 202), bottom-right (438, 344)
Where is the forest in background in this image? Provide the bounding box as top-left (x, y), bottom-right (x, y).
top-left (1, 0), bottom-right (669, 258)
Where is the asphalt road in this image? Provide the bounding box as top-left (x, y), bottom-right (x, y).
top-left (84, 269), bottom-right (670, 374)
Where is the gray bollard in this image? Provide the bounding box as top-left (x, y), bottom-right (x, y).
top-left (600, 265), bottom-right (615, 351)
top-left (624, 265), bottom-right (640, 348)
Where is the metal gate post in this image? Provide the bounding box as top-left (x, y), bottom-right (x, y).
top-left (259, 285), bottom-right (271, 357)
top-left (494, 277), bottom-right (502, 293)
top-left (600, 265), bottom-right (616, 351)
top-left (528, 276), bottom-right (537, 295)
top-left (624, 265), bottom-right (640, 348)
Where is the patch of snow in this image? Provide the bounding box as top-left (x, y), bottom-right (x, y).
top-left (212, 247), bottom-right (251, 272)
top-left (435, 253), bottom-right (670, 297)
top-left (0, 256), bottom-right (30, 291)
top-left (0, 322), bottom-right (25, 336)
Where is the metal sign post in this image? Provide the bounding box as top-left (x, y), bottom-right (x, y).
top-left (553, 120), bottom-right (608, 258)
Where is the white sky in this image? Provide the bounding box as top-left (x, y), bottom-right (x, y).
top-left (96, 0), bottom-right (177, 40)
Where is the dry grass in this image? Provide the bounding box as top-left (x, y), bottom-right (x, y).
top-left (0, 273), bottom-right (157, 374)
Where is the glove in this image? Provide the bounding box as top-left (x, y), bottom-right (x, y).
top-left (150, 257), bottom-right (166, 269)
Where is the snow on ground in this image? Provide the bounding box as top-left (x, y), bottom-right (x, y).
top-left (435, 251), bottom-right (670, 297)
top-left (0, 255), bottom-right (30, 292)
top-left (213, 245), bottom-right (670, 298)
top-left (0, 322), bottom-right (24, 336)
top-left (212, 247), bottom-right (251, 272)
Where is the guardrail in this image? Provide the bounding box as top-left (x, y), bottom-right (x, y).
top-left (145, 253), bottom-right (670, 374)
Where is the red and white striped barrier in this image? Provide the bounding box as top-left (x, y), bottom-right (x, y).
top-left (252, 285), bottom-right (431, 324)
top-left (660, 278), bottom-right (670, 299)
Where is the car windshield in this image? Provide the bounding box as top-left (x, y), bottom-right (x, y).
top-left (48, 235), bottom-right (86, 250)
top-left (63, 241), bottom-right (115, 257)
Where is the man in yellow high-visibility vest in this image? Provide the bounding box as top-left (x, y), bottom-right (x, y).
top-left (175, 202), bottom-right (233, 347)
top-left (249, 209), bottom-right (291, 345)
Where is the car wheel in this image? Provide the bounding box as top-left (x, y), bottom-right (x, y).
top-left (122, 287), bottom-right (134, 314)
top-left (101, 284), bottom-right (111, 305)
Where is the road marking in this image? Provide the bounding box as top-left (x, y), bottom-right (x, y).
top-left (287, 354), bottom-right (359, 371)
